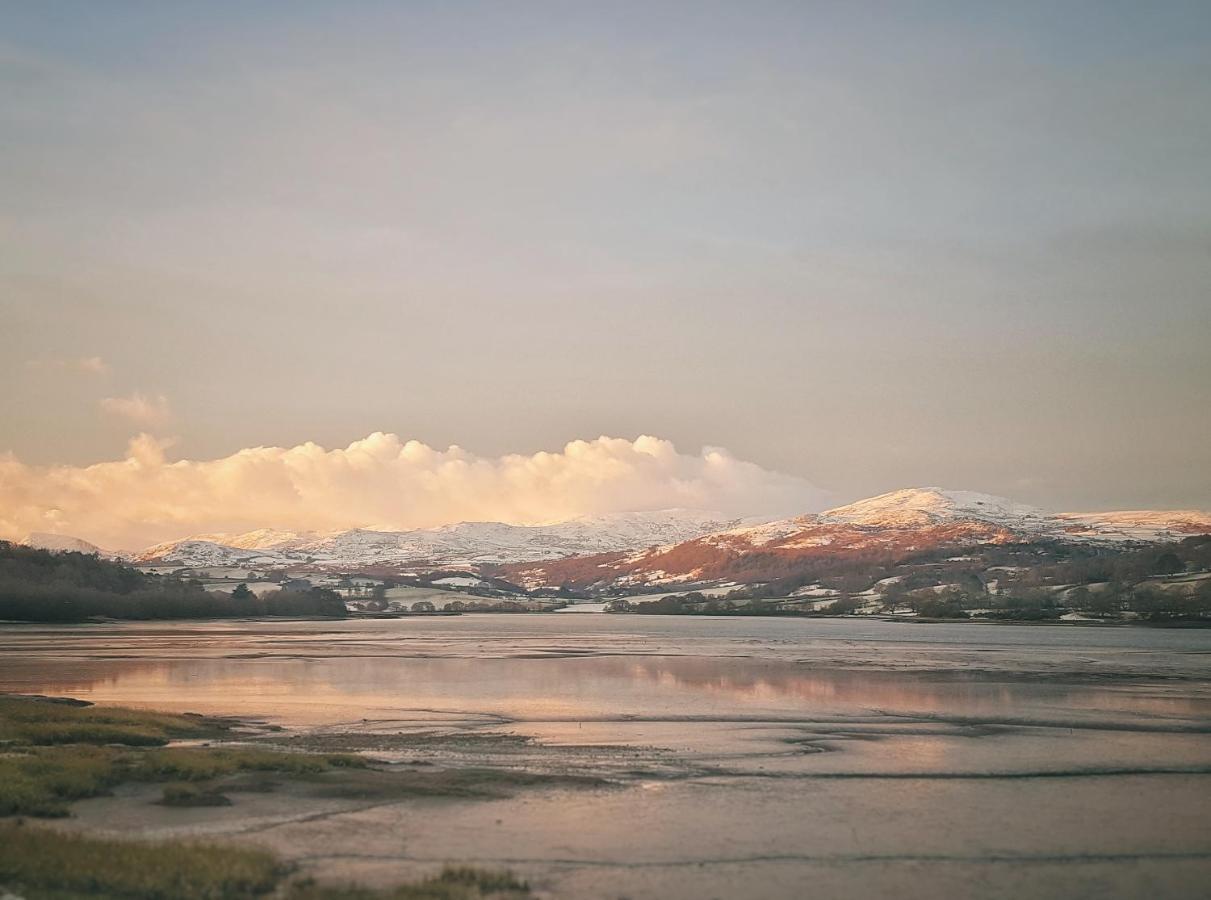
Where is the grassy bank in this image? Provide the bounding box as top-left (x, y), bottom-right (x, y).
top-left (0, 822), bottom-right (528, 898)
top-left (0, 695), bottom-right (541, 898)
top-left (0, 695), bottom-right (363, 817)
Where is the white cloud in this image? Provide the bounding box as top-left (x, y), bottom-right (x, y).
top-left (26, 356), bottom-right (110, 375)
top-left (0, 433), bottom-right (827, 550)
top-left (99, 392), bottom-right (171, 426)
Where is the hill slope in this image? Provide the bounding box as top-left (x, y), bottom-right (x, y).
top-left (497, 488), bottom-right (1211, 590)
top-left (21, 532), bottom-right (110, 556)
top-left (132, 510), bottom-right (745, 569)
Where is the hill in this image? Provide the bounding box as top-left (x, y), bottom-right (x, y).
top-left (496, 488), bottom-right (1211, 591)
top-left (0, 542), bottom-right (345, 622)
top-left (20, 532), bottom-right (111, 556)
top-left (130, 509), bottom-right (744, 569)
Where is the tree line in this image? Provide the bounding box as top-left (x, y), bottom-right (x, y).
top-left (603, 536), bottom-right (1211, 622)
top-left (0, 542), bottom-right (346, 622)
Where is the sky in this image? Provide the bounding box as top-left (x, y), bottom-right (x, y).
top-left (2, 1), bottom-right (1210, 547)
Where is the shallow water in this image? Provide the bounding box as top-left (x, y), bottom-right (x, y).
top-left (3, 616), bottom-right (1210, 898)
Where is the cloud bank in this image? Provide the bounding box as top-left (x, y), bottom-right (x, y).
top-left (0, 433), bottom-right (827, 550)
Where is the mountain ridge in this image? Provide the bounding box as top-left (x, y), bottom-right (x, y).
top-left (129, 509), bottom-right (747, 569)
top-left (496, 488), bottom-right (1211, 590)
top-left (18, 488), bottom-right (1211, 574)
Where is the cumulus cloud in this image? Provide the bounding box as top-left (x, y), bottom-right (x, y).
top-left (0, 433), bottom-right (828, 550)
top-left (26, 355), bottom-right (110, 375)
top-left (99, 392), bottom-right (172, 426)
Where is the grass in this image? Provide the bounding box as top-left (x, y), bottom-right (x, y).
top-left (0, 695), bottom-right (599, 819)
top-left (0, 744), bottom-right (367, 818)
top-left (0, 697), bottom-right (540, 898)
top-left (0, 745), bottom-right (127, 817)
top-left (0, 695), bottom-right (365, 817)
top-left (0, 696), bottom-right (226, 746)
top-left (285, 868), bottom-right (529, 899)
top-left (136, 746), bottom-right (365, 780)
top-left (158, 784), bottom-right (231, 808)
top-left (0, 821), bottom-right (283, 899)
top-left (0, 822), bottom-right (528, 899)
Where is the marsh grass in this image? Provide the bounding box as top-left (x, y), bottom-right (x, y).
top-left (0, 822), bottom-right (527, 899)
top-left (0, 744), bottom-right (367, 817)
top-left (0, 745), bottom-right (126, 816)
top-left (159, 784), bottom-right (232, 807)
top-left (0, 702), bottom-right (540, 896)
top-left (0, 698), bottom-right (539, 898)
top-left (0, 821), bottom-right (284, 898)
top-left (0, 696), bottom-right (364, 817)
top-left (1, 695), bottom-right (604, 823)
top-left (0, 695), bottom-right (598, 820)
top-left (285, 867), bottom-right (529, 899)
top-left (137, 746), bottom-right (366, 781)
top-left (0, 696), bottom-right (226, 746)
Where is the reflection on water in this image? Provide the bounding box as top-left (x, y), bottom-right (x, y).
top-left (1, 618), bottom-right (1208, 730)
top-left (5, 618), bottom-right (1210, 898)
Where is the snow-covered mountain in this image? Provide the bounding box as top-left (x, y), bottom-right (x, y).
top-left (498, 488), bottom-right (1211, 590)
top-left (19, 532), bottom-right (111, 556)
top-left (132, 509), bottom-right (745, 568)
top-left (1054, 509), bottom-right (1211, 543)
top-left (41, 488), bottom-right (1211, 576)
top-left (819, 488), bottom-right (1211, 542)
top-left (820, 488), bottom-right (1053, 530)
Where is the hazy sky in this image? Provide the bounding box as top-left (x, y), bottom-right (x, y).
top-left (3, 1), bottom-right (1210, 541)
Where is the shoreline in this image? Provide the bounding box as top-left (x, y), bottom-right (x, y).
top-left (3, 611), bottom-right (1210, 900)
top-left (0, 692), bottom-right (585, 898)
top-left (3, 611), bottom-right (1209, 627)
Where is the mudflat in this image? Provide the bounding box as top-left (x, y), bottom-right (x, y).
top-left (2, 616), bottom-right (1209, 899)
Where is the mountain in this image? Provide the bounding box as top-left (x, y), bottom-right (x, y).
top-left (19, 532), bottom-right (110, 556)
top-left (1053, 510), bottom-right (1211, 542)
top-left (123, 489), bottom-right (1211, 580)
top-left (191, 529), bottom-right (319, 551)
top-left (131, 509), bottom-right (746, 569)
top-left (497, 488), bottom-right (1211, 591)
top-left (819, 488), bottom-right (1211, 542)
top-left (820, 488), bottom-right (1053, 530)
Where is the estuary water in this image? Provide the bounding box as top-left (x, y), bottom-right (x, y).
top-left (2, 616), bottom-right (1209, 898)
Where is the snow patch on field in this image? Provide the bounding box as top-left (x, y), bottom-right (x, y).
top-left (431, 576), bottom-right (486, 588)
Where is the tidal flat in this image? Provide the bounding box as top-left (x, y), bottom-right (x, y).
top-left (1, 616), bottom-right (1209, 899)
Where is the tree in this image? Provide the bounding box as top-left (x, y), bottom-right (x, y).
top-left (828, 595), bottom-right (862, 615)
top-left (264, 587), bottom-right (345, 617)
top-left (365, 583), bottom-right (389, 611)
top-left (1090, 583), bottom-right (1125, 617)
top-left (1192, 580), bottom-right (1211, 617)
top-left (1066, 586), bottom-right (1091, 611)
top-left (1153, 552), bottom-right (1184, 576)
top-left (1129, 585), bottom-right (1179, 619)
top-left (231, 583), bottom-right (253, 601)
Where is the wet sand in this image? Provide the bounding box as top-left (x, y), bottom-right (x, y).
top-left (2, 616), bottom-right (1209, 898)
